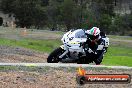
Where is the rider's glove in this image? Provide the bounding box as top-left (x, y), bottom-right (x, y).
top-left (88, 48), bottom-right (93, 53)
top-left (88, 48), bottom-right (97, 54)
top-left (94, 51), bottom-right (97, 54)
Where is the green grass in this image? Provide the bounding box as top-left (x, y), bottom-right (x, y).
top-left (102, 46), bottom-right (132, 67)
top-left (0, 38), bottom-right (61, 53)
top-left (0, 36), bottom-right (132, 66)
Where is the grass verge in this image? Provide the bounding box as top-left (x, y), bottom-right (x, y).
top-left (0, 38), bottom-right (61, 53)
top-left (102, 46), bottom-right (132, 67)
top-left (0, 38), bottom-right (132, 66)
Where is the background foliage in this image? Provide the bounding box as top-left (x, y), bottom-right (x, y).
top-left (0, 0), bottom-right (132, 35)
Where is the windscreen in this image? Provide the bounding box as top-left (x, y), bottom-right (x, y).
top-left (75, 30), bottom-right (86, 38)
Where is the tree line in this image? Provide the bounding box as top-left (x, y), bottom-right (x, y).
top-left (0, 0), bottom-right (132, 35)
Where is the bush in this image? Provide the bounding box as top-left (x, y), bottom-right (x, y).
top-left (98, 14), bottom-right (112, 33)
top-left (109, 15), bottom-right (132, 35)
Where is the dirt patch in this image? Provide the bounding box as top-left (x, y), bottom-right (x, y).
top-left (110, 38), bottom-right (132, 47)
top-left (0, 68), bottom-right (131, 88)
top-left (26, 31), bottom-right (62, 40)
top-left (0, 45), bottom-right (48, 63)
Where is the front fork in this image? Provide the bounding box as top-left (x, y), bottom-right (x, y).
top-left (59, 45), bottom-right (68, 59)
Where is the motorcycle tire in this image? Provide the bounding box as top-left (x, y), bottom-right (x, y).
top-left (47, 47), bottom-right (64, 63)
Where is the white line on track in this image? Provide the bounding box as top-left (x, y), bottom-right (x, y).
top-left (0, 63), bottom-right (132, 69)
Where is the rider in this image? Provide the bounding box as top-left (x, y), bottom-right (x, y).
top-left (84, 27), bottom-right (105, 65)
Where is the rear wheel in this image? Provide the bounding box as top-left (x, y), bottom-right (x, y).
top-left (47, 47), bottom-right (64, 63)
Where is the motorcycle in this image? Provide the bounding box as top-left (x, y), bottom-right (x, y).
top-left (47, 29), bottom-right (109, 64)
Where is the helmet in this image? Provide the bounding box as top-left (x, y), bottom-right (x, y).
top-left (87, 27), bottom-right (100, 40)
top-left (89, 27), bottom-right (100, 36)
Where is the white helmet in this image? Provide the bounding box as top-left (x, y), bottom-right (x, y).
top-left (89, 27), bottom-right (100, 36)
top-left (86, 27), bottom-right (100, 40)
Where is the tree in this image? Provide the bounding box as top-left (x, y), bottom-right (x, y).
top-left (88, 0), bottom-right (115, 32)
top-left (0, 0), bottom-right (14, 14)
top-left (60, 0), bottom-right (82, 31)
top-left (0, 0), bottom-right (47, 28)
top-left (98, 14), bottom-right (112, 33)
top-left (110, 15), bottom-right (132, 35)
top-left (46, 0), bottom-right (61, 30)
top-left (12, 0), bottom-right (47, 28)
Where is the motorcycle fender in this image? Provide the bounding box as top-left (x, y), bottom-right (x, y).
top-left (60, 45), bottom-right (64, 49)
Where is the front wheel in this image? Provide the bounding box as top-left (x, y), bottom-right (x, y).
top-left (47, 47), bottom-right (64, 63)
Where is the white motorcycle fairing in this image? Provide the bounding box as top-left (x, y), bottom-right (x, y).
top-left (60, 29), bottom-right (87, 60)
top-left (60, 29), bottom-right (109, 61)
